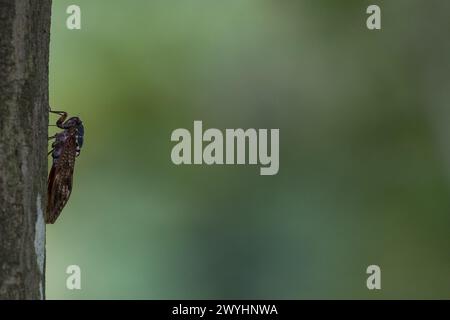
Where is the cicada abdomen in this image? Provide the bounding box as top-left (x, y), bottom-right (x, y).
top-left (46, 110), bottom-right (84, 224)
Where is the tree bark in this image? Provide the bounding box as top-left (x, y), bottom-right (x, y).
top-left (0, 0), bottom-right (52, 299)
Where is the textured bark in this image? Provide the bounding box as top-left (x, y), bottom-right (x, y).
top-left (0, 0), bottom-right (52, 299)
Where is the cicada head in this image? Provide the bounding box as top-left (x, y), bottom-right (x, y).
top-left (63, 116), bottom-right (82, 126)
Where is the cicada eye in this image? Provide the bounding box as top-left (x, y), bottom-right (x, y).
top-left (77, 123), bottom-right (84, 135)
top-left (76, 124), bottom-right (84, 148)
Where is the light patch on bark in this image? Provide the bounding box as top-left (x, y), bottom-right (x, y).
top-left (34, 194), bottom-right (45, 299)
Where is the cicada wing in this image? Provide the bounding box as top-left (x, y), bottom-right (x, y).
top-left (46, 164), bottom-right (74, 224)
top-left (46, 164), bottom-right (56, 223)
top-left (46, 135), bottom-right (76, 224)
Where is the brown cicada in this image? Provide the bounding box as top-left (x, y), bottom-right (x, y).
top-left (46, 109), bottom-right (84, 224)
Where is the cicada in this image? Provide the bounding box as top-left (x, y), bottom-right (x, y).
top-left (46, 109), bottom-right (84, 224)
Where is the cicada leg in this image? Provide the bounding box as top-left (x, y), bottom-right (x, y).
top-left (49, 107), bottom-right (68, 129)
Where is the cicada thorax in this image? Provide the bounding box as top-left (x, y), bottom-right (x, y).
top-left (46, 111), bottom-right (84, 224)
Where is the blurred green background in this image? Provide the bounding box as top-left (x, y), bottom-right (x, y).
top-left (47, 0), bottom-right (450, 299)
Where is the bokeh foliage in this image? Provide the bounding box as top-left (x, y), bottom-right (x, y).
top-left (47, 0), bottom-right (450, 299)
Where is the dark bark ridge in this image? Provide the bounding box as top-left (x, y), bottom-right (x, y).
top-left (0, 0), bottom-right (52, 299)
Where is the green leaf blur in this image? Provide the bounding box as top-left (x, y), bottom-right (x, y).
top-left (47, 0), bottom-right (450, 299)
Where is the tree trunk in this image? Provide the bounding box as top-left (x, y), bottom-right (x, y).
top-left (0, 0), bottom-right (52, 299)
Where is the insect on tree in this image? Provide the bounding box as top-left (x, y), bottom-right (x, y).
top-left (47, 108), bottom-right (84, 224)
